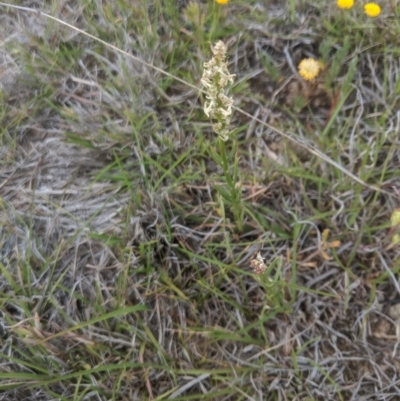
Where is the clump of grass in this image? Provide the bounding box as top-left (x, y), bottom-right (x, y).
top-left (1, 0), bottom-right (400, 400)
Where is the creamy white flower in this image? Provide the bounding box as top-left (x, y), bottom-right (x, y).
top-left (201, 41), bottom-right (235, 141)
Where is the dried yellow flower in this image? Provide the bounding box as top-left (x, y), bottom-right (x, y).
top-left (298, 58), bottom-right (321, 81)
top-left (337, 0), bottom-right (354, 9)
top-left (320, 229), bottom-right (341, 261)
top-left (364, 3), bottom-right (381, 17)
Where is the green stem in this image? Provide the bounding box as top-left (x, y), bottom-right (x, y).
top-left (218, 138), bottom-right (243, 232)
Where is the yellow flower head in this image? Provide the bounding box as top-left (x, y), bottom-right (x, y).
top-left (298, 58), bottom-right (321, 81)
top-left (216, 0), bottom-right (229, 4)
top-left (337, 0), bottom-right (354, 9)
top-left (364, 3), bottom-right (381, 17)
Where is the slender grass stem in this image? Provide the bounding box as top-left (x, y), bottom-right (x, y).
top-left (218, 138), bottom-right (243, 232)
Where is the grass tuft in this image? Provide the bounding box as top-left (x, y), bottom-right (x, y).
top-left (1, 0), bottom-right (400, 400)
